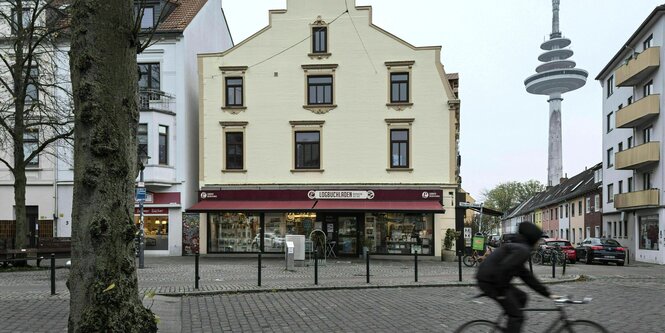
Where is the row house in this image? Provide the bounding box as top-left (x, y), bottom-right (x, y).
top-left (597, 5), bottom-right (665, 264)
top-left (193, 0), bottom-right (460, 258)
top-left (501, 164), bottom-right (603, 245)
top-left (0, 0), bottom-right (233, 256)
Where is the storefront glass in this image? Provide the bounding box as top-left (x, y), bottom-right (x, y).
top-left (208, 213), bottom-right (260, 253)
top-left (263, 212), bottom-right (317, 253)
top-left (134, 215), bottom-right (169, 251)
top-left (365, 213), bottom-right (434, 255)
top-left (639, 215), bottom-right (659, 250)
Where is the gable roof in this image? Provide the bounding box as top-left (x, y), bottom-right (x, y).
top-left (156, 0), bottom-right (208, 32)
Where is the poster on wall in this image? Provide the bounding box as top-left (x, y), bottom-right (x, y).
top-left (182, 213), bottom-right (200, 255)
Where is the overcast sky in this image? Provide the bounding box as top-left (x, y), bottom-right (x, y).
top-left (220, 0), bottom-right (664, 200)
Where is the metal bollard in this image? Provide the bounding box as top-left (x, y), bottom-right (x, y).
top-left (414, 250), bottom-right (418, 282)
top-left (626, 248), bottom-right (630, 265)
top-left (528, 255), bottom-right (533, 275)
top-left (50, 254), bottom-right (55, 295)
top-left (366, 250), bottom-right (370, 284)
top-left (562, 255), bottom-right (566, 276)
top-left (458, 254), bottom-right (462, 282)
top-left (195, 252), bottom-right (200, 290)
top-left (258, 252), bottom-right (262, 287)
top-left (314, 248), bottom-right (318, 285)
top-left (551, 253), bottom-right (556, 279)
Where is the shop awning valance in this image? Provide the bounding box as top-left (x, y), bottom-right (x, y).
top-left (313, 200), bottom-right (445, 212)
top-left (187, 200), bottom-right (316, 212)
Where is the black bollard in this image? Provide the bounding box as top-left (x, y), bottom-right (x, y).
top-left (195, 252), bottom-right (200, 290)
top-left (258, 252), bottom-right (262, 287)
top-left (529, 255), bottom-right (533, 275)
top-left (458, 254), bottom-right (462, 282)
top-left (314, 248), bottom-right (318, 285)
top-left (551, 253), bottom-right (556, 279)
top-left (366, 250), bottom-right (370, 284)
top-left (414, 250), bottom-right (418, 283)
top-left (50, 254), bottom-right (55, 295)
top-left (562, 255), bottom-right (567, 276)
top-left (626, 248), bottom-right (630, 265)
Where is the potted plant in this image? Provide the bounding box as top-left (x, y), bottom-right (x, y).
top-left (441, 228), bottom-right (460, 261)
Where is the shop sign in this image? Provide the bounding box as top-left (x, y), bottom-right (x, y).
top-left (308, 190), bottom-right (375, 200)
top-left (421, 191), bottom-right (441, 199)
top-left (134, 207), bottom-right (169, 215)
top-left (199, 191), bottom-right (219, 200)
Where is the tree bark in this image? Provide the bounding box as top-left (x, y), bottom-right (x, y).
top-left (68, 0), bottom-right (156, 332)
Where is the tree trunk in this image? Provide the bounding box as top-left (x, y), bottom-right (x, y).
top-left (13, 151), bottom-right (28, 250)
top-left (68, 1), bottom-right (156, 332)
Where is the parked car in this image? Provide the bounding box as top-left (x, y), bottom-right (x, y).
top-left (487, 235), bottom-right (501, 248)
top-left (499, 233), bottom-right (519, 246)
top-left (575, 237), bottom-right (625, 266)
top-left (537, 238), bottom-right (577, 263)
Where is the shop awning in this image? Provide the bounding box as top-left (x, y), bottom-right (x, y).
top-left (313, 200), bottom-right (445, 212)
top-left (187, 200), bottom-right (315, 212)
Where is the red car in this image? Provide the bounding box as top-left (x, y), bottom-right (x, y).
top-left (538, 238), bottom-right (577, 263)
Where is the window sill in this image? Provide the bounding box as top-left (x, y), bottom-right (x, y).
top-left (303, 104), bottom-right (337, 114)
top-left (222, 169), bottom-right (247, 173)
top-left (291, 169), bottom-right (324, 173)
top-left (386, 168), bottom-right (413, 172)
top-left (221, 106), bottom-right (247, 114)
top-left (25, 167), bottom-right (42, 171)
top-left (308, 52), bottom-right (332, 59)
top-left (386, 103), bottom-right (413, 111)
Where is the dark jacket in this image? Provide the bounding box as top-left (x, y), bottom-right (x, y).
top-left (476, 241), bottom-right (550, 297)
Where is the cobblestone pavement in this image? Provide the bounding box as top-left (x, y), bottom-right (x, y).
top-left (1, 257), bottom-right (663, 332)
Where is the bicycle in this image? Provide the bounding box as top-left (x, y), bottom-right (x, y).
top-left (531, 247), bottom-right (566, 266)
top-left (455, 295), bottom-right (608, 333)
top-left (463, 247), bottom-right (493, 267)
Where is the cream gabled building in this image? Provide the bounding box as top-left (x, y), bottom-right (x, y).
top-left (193, 0), bottom-right (460, 258)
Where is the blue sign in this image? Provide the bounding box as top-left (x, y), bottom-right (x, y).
top-left (136, 187), bottom-right (146, 202)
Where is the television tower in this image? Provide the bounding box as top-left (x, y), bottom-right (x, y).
top-left (525, 0), bottom-right (588, 186)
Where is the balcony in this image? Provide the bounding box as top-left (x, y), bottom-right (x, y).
top-left (614, 189), bottom-right (660, 210)
top-left (615, 141), bottom-right (660, 170)
top-left (616, 94), bottom-right (660, 128)
top-left (616, 47), bottom-right (660, 87)
top-left (139, 89), bottom-right (175, 114)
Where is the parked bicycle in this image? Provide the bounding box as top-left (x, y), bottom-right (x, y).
top-left (463, 247), bottom-right (493, 267)
top-left (455, 295), bottom-right (608, 333)
top-left (531, 246), bottom-right (566, 266)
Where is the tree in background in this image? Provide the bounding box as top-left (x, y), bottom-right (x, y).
top-left (472, 180), bottom-right (545, 234)
top-left (67, 0), bottom-right (156, 330)
top-left (0, 0), bottom-right (73, 250)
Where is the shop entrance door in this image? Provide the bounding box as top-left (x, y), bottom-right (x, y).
top-left (336, 215), bottom-right (362, 256)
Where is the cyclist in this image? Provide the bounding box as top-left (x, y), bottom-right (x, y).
top-left (476, 222), bottom-right (555, 333)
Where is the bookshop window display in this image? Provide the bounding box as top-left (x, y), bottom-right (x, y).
top-left (263, 212), bottom-right (317, 253)
top-left (364, 213), bottom-right (434, 255)
top-left (134, 215), bottom-right (169, 250)
top-left (639, 215), bottom-right (659, 251)
top-left (208, 213), bottom-right (260, 253)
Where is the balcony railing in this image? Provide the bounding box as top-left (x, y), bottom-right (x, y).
top-left (615, 141), bottom-right (660, 170)
top-left (139, 89), bottom-right (175, 113)
top-left (616, 94), bottom-right (660, 128)
top-left (616, 47), bottom-right (660, 87)
top-left (614, 189), bottom-right (660, 210)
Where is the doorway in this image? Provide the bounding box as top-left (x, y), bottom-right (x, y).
top-left (26, 206), bottom-right (38, 247)
top-left (321, 213), bottom-right (363, 257)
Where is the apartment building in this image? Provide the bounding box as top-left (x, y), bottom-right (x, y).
top-left (597, 5), bottom-right (665, 264)
top-left (0, 0), bottom-right (233, 256)
top-left (193, 0), bottom-right (460, 258)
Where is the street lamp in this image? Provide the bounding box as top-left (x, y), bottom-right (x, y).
top-left (138, 153), bottom-right (150, 269)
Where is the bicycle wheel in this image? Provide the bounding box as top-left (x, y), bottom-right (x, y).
top-left (531, 252), bottom-right (542, 265)
top-left (454, 320), bottom-right (502, 333)
top-left (462, 255), bottom-right (476, 267)
top-left (556, 252), bottom-right (566, 265)
top-left (555, 320), bottom-right (609, 333)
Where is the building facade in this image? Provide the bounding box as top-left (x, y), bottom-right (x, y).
top-left (194, 0), bottom-right (460, 258)
top-left (0, 0), bottom-right (233, 256)
top-left (597, 5), bottom-right (665, 264)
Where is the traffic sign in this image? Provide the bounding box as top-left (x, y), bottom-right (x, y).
top-left (136, 187), bottom-right (147, 202)
top-left (459, 202), bottom-right (483, 208)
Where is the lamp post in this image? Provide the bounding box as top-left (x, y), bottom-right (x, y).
top-left (138, 154), bottom-right (150, 269)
